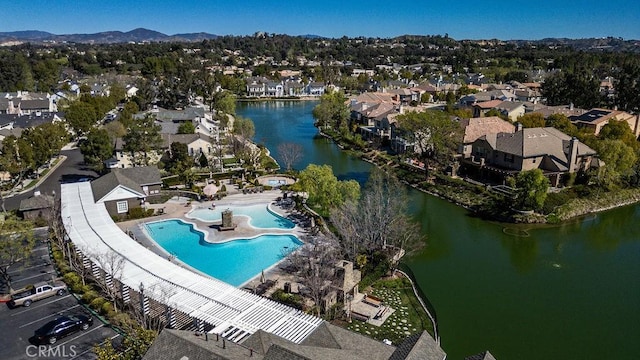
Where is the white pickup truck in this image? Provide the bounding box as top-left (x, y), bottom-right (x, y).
top-left (9, 281), bottom-right (67, 307)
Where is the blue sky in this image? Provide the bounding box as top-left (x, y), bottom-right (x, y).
top-left (3, 0), bottom-right (639, 40)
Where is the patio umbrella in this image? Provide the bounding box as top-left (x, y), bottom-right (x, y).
top-left (203, 184), bottom-right (218, 197)
top-left (260, 269), bottom-right (265, 283)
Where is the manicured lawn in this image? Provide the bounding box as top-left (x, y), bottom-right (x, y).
top-left (346, 276), bottom-right (435, 345)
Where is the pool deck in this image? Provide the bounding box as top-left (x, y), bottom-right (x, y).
top-left (115, 190), bottom-right (316, 287)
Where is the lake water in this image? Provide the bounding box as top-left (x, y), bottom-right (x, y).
top-left (238, 100), bottom-right (640, 360)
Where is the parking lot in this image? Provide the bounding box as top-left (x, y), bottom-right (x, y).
top-left (1, 231), bottom-right (120, 360)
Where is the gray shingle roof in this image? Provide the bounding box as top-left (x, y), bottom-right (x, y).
top-left (161, 133), bottom-right (214, 148)
top-left (12, 112), bottom-right (60, 129)
top-left (465, 350), bottom-right (497, 360)
top-left (91, 166), bottom-right (161, 202)
top-left (19, 99), bottom-right (50, 110)
top-left (19, 193), bottom-right (54, 211)
top-left (154, 107), bottom-right (205, 122)
top-left (143, 329), bottom-right (264, 360)
top-left (494, 127), bottom-right (595, 159)
top-left (143, 324), bottom-right (445, 360)
top-left (389, 331), bottom-right (446, 360)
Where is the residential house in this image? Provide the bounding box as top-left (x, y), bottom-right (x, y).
top-left (306, 82), bottom-right (326, 96)
top-left (458, 117), bottom-right (516, 158)
top-left (599, 76), bottom-right (615, 99)
top-left (108, 133), bottom-right (215, 169)
top-left (1, 91), bottom-right (56, 115)
top-left (284, 79), bottom-right (305, 96)
top-left (352, 68), bottom-right (375, 77)
top-left (13, 112), bottom-right (63, 132)
top-left (0, 98), bottom-right (18, 114)
top-left (90, 83), bottom-right (110, 97)
top-left (265, 81), bottom-right (284, 97)
top-left (467, 126), bottom-right (598, 186)
top-left (416, 82), bottom-right (438, 101)
top-left (514, 88), bottom-right (541, 103)
top-left (472, 100), bottom-right (504, 118)
top-left (465, 351), bottom-right (498, 360)
top-left (389, 88), bottom-right (419, 105)
top-left (162, 133), bottom-right (215, 158)
top-left (525, 103), bottom-right (587, 119)
top-left (460, 90), bottom-right (517, 107)
top-left (19, 99), bottom-right (54, 115)
top-left (246, 77), bottom-right (267, 97)
top-left (19, 190), bottom-right (54, 220)
top-left (0, 127), bottom-right (23, 143)
top-left (143, 323), bottom-right (447, 360)
top-left (494, 101), bottom-right (525, 121)
top-left (90, 166), bottom-right (162, 217)
top-left (569, 108), bottom-right (640, 137)
top-left (356, 103), bottom-right (397, 140)
top-left (351, 92), bottom-right (397, 107)
top-left (144, 106), bottom-right (208, 135)
top-left (125, 85), bottom-right (139, 98)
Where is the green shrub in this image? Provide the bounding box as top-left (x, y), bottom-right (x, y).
top-left (111, 312), bottom-right (135, 329)
top-left (58, 263), bottom-right (71, 274)
top-left (542, 190), bottom-right (578, 214)
top-left (101, 301), bottom-right (115, 316)
top-left (82, 290), bottom-right (99, 304)
top-left (90, 296), bottom-right (106, 310)
top-left (128, 207), bottom-right (154, 220)
top-left (271, 289), bottom-right (304, 310)
top-left (63, 272), bottom-right (81, 290)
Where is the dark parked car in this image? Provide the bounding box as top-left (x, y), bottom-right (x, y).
top-left (34, 314), bottom-right (93, 344)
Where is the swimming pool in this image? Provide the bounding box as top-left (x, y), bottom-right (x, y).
top-left (144, 219), bottom-right (302, 286)
top-left (267, 179), bottom-right (286, 186)
top-left (187, 204), bottom-right (295, 229)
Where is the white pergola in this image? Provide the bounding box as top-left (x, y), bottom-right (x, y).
top-left (60, 182), bottom-right (322, 343)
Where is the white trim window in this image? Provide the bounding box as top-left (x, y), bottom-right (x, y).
top-left (116, 201), bottom-right (129, 214)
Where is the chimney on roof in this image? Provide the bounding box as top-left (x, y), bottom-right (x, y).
top-left (569, 137), bottom-right (579, 173)
top-left (515, 122), bottom-right (523, 132)
top-left (569, 102), bottom-right (574, 110)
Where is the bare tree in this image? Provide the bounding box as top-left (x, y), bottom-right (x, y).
top-left (278, 142), bottom-right (304, 172)
top-left (46, 196), bottom-right (65, 249)
top-left (0, 215), bottom-right (35, 292)
top-left (328, 200), bottom-right (360, 260)
top-left (68, 244), bottom-right (92, 286)
top-left (92, 250), bottom-right (125, 312)
top-left (128, 282), bottom-right (175, 333)
top-left (331, 168), bottom-right (423, 259)
top-left (0, 216), bottom-right (35, 292)
top-left (297, 236), bottom-right (340, 316)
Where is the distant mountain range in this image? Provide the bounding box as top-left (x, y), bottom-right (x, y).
top-left (0, 29), bottom-right (637, 51)
top-left (0, 28), bottom-right (219, 44)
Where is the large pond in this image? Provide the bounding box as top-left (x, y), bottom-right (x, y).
top-left (238, 100), bottom-right (640, 360)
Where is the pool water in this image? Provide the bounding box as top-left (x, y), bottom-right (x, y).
top-left (187, 204), bottom-right (295, 229)
top-left (267, 179), bottom-right (286, 186)
top-left (145, 219), bottom-right (302, 286)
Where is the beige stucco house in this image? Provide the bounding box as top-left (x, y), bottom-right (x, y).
top-left (468, 126), bottom-right (598, 186)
